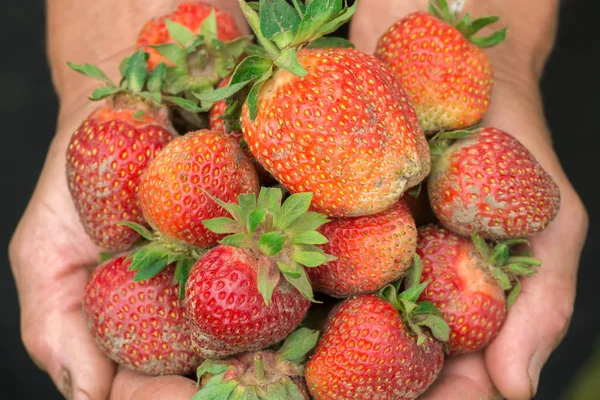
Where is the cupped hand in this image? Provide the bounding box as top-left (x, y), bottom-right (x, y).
top-left (350, 1), bottom-right (588, 399)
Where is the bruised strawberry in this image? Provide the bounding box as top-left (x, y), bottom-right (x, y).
top-left (375, 0), bottom-right (506, 134)
top-left (308, 199), bottom-right (417, 297)
top-left (83, 255), bottom-right (202, 375)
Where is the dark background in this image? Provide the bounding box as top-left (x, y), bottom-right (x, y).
top-left (1, 0), bottom-right (598, 399)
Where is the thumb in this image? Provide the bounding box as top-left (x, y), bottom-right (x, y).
top-left (111, 367), bottom-right (197, 400)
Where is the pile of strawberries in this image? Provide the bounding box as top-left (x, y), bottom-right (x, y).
top-left (66, 0), bottom-right (561, 399)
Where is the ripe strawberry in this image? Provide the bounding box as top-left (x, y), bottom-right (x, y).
top-left (305, 259), bottom-right (448, 400)
top-left (308, 199), bottom-right (417, 297)
top-left (137, 1), bottom-right (243, 71)
top-left (375, 1), bottom-right (507, 134)
top-left (66, 52), bottom-right (177, 251)
top-left (193, 328), bottom-right (318, 399)
top-left (139, 129), bottom-right (259, 248)
top-left (83, 255), bottom-right (202, 375)
top-left (199, 2), bottom-right (430, 217)
top-left (185, 188), bottom-right (334, 358)
top-left (417, 224), bottom-right (540, 355)
top-left (428, 127), bottom-right (560, 239)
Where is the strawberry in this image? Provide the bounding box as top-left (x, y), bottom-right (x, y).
top-left (192, 328), bottom-right (318, 399)
top-left (417, 224), bottom-right (540, 355)
top-left (83, 255), bottom-right (202, 375)
top-left (428, 127), bottom-right (561, 239)
top-left (199, 1), bottom-right (430, 218)
top-left (375, 0), bottom-right (507, 134)
top-left (305, 258), bottom-right (448, 400)
top-left (66, 51), bottom-right (178, 251)
top-left (137, 1), bottom-right (243, 71)
top-left (185, 188), bottom-right (334, 358)
top-left (307, 199), bottom-right (417, 297)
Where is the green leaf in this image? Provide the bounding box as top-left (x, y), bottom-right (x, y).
top-left (150, 43), bottom-right (186, 66)
top-left (471, 233), bottom-right (490, 259)
top-left (399, 281), bottom-right (429, 304)
top-left (163, 96), bottom-right (205, 112)
top-left (278, 327), bottom-right (319, 362)
top-left (404, 255), bottom-right (423, 290)
top-left (492, 267), bottom-right (512, 290)
top-left (469, 15), bottom-right (500, 36)
top-left (439, 130), bottom-right (475, 140)
top-left (274, 192), bottom-right (312, 230)
top-left (202, 217), bottom-right (243, 234)
top-left (293, 0), bottom-right (342, 45)
top-left (455, 12), bottom-right (472, 37)
top-left (285, 381), bottom-right (308, 400)
top-left (259, 231), bottom-right (286, 256)
top-left (124, 49), bottom-right (148, 93)
top-left (306, 36), bottom-right (355, 49)
top-left (202, 189), bottom-right (242, 221)
top-left (192, 379), bottom-right (238, 400)
top-left (238, 193), bottom-right (258, 222)
top-left (99, 252), bottom-right (113, 263)
top-left (128, 242), bottom-right (167, 271)
top-left (470, 27), bottom-right (508, 49)
top-left (416, 314), bottom-right (450, 342)
top-left (119, 56), bottom-right (130, 79)
top-left (134, 257), bottom-right (169, 281)
top-left (138, 91), bottom-right (162, 105)
top-left (414, 301), bottom-right (442, 317)
top-left (293, 230), bottom-right (327, 245)
top-left (286, 212), bottom-right (329, 233)
top-left (199, 9), bottom-right (218, 39)
top-left (174, 257), bottom-right (195, 300)
top-left (220, 233), bottom-right (253, 248)
top-left (196, 360), bottom-right (230, 381)
top-left (247, 66), bottom-right (273, 122)
top-left (274, 48), bottom-right (307, 77)
top-left (257, 257), bottom-right (281, 305)
top-left (89, 86), bottom-right (122, 101)
top-left (257, 187), bottom-right (283, 214)
top-left (165, 19), bottom-right (195, 46)
top-left (132, 110), bottom-right (145, 122)
top-left (147, 62), bottom-right (166, 93)
top-left (245, 43), bottom-right (271, 58)
top-left (259, 0), bottom-right (301, 47)
top-left (310, 1), bottom-right (358, 39)
top-left (282, 266), bottom-right (317, 302)
top-left (506, 263), bottom-right (537, 276)
top-left (277, 261), bottom-right (302, 279)
top-left (240, 387), bottom-right (260, 400)
top-left (117, 221), bottom-right (154, 240)
top-left (66, 61), bottom-right (115, 85)
top-left (291, 0), bottom-right (306, 16)
top-left (248, 209), bottom-right (267, 233)
top-left (507, 279), bottom-right (521, 308)
top-left (292, 250), bottom-right (326, 267)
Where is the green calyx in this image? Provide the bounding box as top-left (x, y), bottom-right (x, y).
top-left (193, 327), bottom-right (319, 400)
top-left (471, 233), bottom-right (541, 308)
top-left (202, 187), bottom-right (334, 304)
top-left (428, 0), bottom-right (507, 48)
top-left (68, 49), bottom-right (204, 112)
top-left (151, 12), bottom-right (252, 101)
top-left (428, 127), bottom-right (479, 157)
top-left (195, 0), bottom-right (357, 121)
top-left (378, 255), bottom-right (450, 346)
top-left (119, 222), bottom-right (206, 299)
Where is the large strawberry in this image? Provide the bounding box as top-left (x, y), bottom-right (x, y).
top-left (198, 0), bottom-right (430, 217)
top-left (428, 127), bottom-right (561, 239)
top-left (307, 199), bottom-right (417, 297)
top-left (305, 258), bottom-right (448, 399)
top-left (83, 255), bottom-right (202, 375)
top-left (185, 188), bottom-right (334, 358)
top-left (66, 51), bottom-right (177, 251)
top-left (375, 0), bottom-right (507, 134)
top-left (192, 328), bottom-right (318, 399)
top-left (417, 224), bottom-right (540, 355)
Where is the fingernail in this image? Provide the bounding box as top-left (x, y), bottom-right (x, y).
top-left (528, 351), bottom-right (542, 397)
top-left (57, 367), bottom-right (73, 400)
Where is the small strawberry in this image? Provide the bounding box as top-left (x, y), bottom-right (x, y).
top-left (417, 224), bottom-right (540, 355)
top-left (185, 188), bottom-right (334, 358)
top-left (305, 258), bottom-right (448, 400)
top-left (428, 127), bottom-right (561, 239)
top-left (375, 0), bottom-right (507, 134)
top-left (83, 255), bottom-right (202, 375)
top-left (308, 199), bottom-right (417, 297)
top-left (66, 51), bottom-right (178, 251)
top-left (192, 328), bottom-right (318, 399)
top-left (198, 1), bottom-right (430, 217)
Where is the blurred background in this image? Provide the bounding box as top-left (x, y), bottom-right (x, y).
top-left (1, 0), bottom-right (598, 398)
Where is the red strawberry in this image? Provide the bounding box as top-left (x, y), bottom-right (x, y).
top-left (375, 1), bottom-right (507, 134)
top-left (199, 2), bottom-right (430, 217)
top-left (137, 1), bottom-right (242, 71)
top-left (185, 246), bottom-right (310, 359)
top-left (66, 54), bottom-right (177, 251)
top-left (83, 255), bottom-right (202, 375)
top-left (416, 224), bottom-right (540, 355)
top-left (428, 127), bottom-right (560, 239)
top-left (185, 188), bottom-right (334, 358)
top-left (193, 328), bottom-right (318, 399)
top-left (308, 199), bottom-right (417, 297)
top-left (305, 262), bottom-right (448, 400)
top-left (139, 129), bottom-right (259, 248)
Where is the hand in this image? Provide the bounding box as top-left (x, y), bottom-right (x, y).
top-left (350, 1), bottom-right (588, 399)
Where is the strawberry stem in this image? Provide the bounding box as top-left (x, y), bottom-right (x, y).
top-left (254, 353), bottom-right (265, 380)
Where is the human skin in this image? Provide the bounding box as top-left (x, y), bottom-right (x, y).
top-left (8, 1), bottom-right (587, 399)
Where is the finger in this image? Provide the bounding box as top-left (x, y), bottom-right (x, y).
top-left (485, 194), bottom-right (587, 400)
top-left (111, 367), bottom-right (197, 400)
top-left (421, 353), bottom-right (501, 400)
